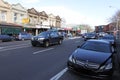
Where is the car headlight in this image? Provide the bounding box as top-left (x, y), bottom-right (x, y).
top-left (98, 63), bottom-right (112, 72)
top-left (69, 56), bottom-right (76, 63)
top-left (38, 38), bottom-right (44, 40)
top-left (31, 37), bottom-right (34, 40)
top-left (91, 36), bottom-right (95, 38)
top-left (105, 63), bottom-right (112, 70)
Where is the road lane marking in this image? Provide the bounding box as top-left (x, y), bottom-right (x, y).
top-left (0, 43), bottom-right (31, 49)
top-left (0, 47), bottom-right (4, 49)
top-left (50, 68), bottom-right (68, 80)
top-left (0, 45), bottom-right (30, 52)
top-left (33, 48), bottom-right (54, 54)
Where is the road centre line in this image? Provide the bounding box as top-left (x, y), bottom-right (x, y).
top-left (0, 47), bottom-right (4, 49)
top-left (0, 45), bottom-right (30, 52)
top-left (50, 68), bottom-right (68, 80)
top-left (33, 48), bottom-right (54, 54)
top-left (0, 43), bottom-right (31, 49)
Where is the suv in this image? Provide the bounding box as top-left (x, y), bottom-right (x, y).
top-left (31, 30), bottom-right (63, 47)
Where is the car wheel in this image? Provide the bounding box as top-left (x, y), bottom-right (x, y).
top-left (44, 41), bottom-right (49, 47)
top-left (58, 39), bottom-right (62, 45)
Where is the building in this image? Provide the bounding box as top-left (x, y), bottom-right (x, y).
top-left (26, 8), bottom-right (39, 35)
top-left (95, 25), bottom-right (105, 33)
top-left (11, 3), bottom-right (27, 25)
top-left (55, 16), bottom-right (61, 28)
top-left (0, 0), bottom-right (62, 36)
top-left (0, 0), bottom-right (22, 35)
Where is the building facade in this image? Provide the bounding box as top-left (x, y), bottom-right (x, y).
top-left (11, 3), bottom-right (27, 25)
top-left (0, 0), bottom-right (62, 36)
top-left (55, 16), bottom-right (61, 28)
top-left (0, 0), bottom-right (22, 35)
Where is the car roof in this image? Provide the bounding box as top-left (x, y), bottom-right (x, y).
top-left (87, 39), bottom-right (110, 44)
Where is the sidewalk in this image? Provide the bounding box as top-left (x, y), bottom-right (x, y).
top-left (116, 39), bottom-right (120, 72)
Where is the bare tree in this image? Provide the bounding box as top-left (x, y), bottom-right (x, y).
top-left (110, 10), bottom-right (120, 30)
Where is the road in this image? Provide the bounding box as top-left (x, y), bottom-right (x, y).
top-left (0, 37), bottom-right (119, 80)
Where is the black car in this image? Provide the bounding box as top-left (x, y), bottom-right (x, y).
top-left (31, 30), bottom-right (63, 47)
top-left (99, 34), bottom-right (116, 47)
top-left (84, 32), bottom-right (98, 41)
top-left (67, 39), bottom-right (115, 79)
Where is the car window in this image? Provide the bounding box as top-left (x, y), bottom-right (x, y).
top-left (38, 32), bottom-right (47, 37)
top-left (53, 32), bottom-right (59, 37)
top-left (81, 41), bottom-right (111, 53)
top-left (20, 32), bottom-right (27, 35)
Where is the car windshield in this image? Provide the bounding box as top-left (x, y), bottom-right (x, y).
top-left (81, 41), bottom-right (111, 53)
top-left (38, 32), bottom-right (48, 37)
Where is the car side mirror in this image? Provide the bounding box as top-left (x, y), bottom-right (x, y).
top-left (77, 46), bottom-right (80, 48)
top-left (113, 50), bottom-right (117, 54)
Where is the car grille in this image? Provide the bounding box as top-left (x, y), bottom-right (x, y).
top-left (76, 60), bottom-right (99, 70)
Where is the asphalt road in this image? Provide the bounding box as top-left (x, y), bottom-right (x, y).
top-left (0, 37), bottom-right (119, 80)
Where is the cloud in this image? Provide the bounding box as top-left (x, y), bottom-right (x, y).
top-left (21, 0), bottom-right (39, 3)
top-left (35, 6), bottom-right (106, 27)
top-left (36, 6), bottom-right (87, 24)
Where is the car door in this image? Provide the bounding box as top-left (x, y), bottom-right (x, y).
top-left (49, 32), bottom-right (56, 44)
top-left (54, 32), bottom-right (60, 42)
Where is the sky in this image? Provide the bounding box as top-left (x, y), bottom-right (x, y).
top-left (5, 0), bottom-right (120, 28)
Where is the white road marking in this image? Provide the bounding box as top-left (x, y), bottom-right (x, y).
top-left (33, 48), bottom-right (54, 54)
top-left (0, 47), bottom-right (4, 49)
top-left (1, 43), bottom-right (30, 48)
top-left (50, 68), bottom-right (68, 80)
top-left (0, 45), bottom-right (30, 52)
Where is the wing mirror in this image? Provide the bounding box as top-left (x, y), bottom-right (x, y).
top-left (113, 50), bottom-right (117, 54)
top-left (77, 46), bottom-right (80, 48)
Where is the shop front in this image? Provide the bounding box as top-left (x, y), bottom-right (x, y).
top-left (0, 23), bottom-right (22, 36)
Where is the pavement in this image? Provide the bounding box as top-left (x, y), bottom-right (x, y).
top-left (116, 39), bottom-right (120, 72)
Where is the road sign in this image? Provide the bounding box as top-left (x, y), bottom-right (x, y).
top-left (22, 18), bottom-right (30, 24)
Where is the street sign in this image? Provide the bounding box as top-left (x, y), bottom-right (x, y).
top-left (22, 18), bottom-right (30, 24)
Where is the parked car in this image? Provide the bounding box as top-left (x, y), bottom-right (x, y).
top-left (98, 32), bottom-right (107, 37)
top-left (0, 34), bottom-right (13, 42)
top-left (82, 33), bottom-right (87, 38)
top-left (31, 30), bottom-right (63, 47)
top-left (84, 32), bottom-right (98, 41)
top-left (67, 39), bottom-right (115, 79)
top-left (99, 34), bottom-right (116, 47)
top-left (16, 32), bottom-right (32, 40)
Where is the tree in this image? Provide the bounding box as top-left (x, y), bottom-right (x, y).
top-left (110, 10), bottom-right (120, 23)
top-left (78, 24), bottom-right (94, 32)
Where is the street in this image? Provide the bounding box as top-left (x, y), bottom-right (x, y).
top-left (0, 37), bottom-right (119, 80)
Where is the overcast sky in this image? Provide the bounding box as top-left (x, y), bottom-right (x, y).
top-left (5, 0), bottom-right (120, 27)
